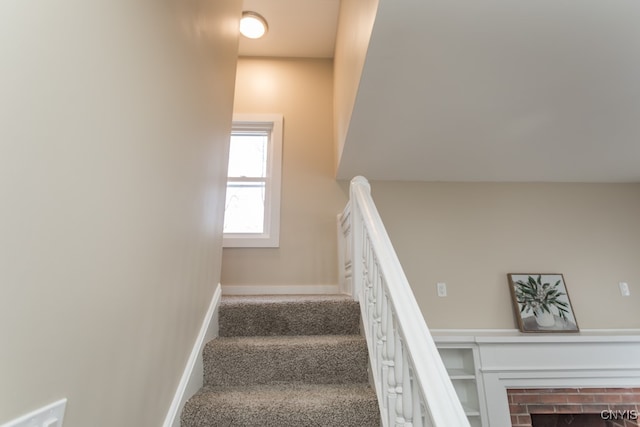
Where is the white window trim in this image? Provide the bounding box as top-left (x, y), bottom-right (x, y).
top-left (223, 114), bottom-right (283, 248)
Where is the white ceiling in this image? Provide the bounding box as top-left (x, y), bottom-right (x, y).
top-left (337, 0), bottom-right (640, 182)
top-left (239, 0), bottom-right (340, 58)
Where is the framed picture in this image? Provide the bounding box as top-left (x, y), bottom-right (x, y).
top-left (508, 273), bottom-right (579, 333)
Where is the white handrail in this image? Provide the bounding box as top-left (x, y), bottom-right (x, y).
top-left (339, 176), bottom-right (470, 427)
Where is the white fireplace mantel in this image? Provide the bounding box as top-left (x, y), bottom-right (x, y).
top-left (432, 329), bottom-right (640, 426)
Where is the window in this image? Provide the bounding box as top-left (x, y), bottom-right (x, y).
top-left (223, 114), bottom-right (283, 247)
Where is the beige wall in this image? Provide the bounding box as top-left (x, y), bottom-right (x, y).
top-left (367, 181), bottom-right (640, 329)
top-left (0, 1), bottom-right (241, 425)
top-left (333, 0), bottom-right (379, 168)
top-left (221, 58), bottom-right (347, 287)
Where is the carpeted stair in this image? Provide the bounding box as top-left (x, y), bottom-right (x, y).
top-left (181, 295), bottom-right (381, 427)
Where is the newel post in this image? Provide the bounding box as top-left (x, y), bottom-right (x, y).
top-left (349, 176), bottom-right (371, 301)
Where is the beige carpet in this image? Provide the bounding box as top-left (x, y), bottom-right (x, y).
top-left (181, 295), bottom-right (380, 426)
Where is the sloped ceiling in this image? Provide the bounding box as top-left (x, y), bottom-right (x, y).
top-left (337, 0), bottom-right (640, 182)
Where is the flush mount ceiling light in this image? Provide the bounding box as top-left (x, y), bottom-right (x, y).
top-left (240, 11), bottom-right (268, 39)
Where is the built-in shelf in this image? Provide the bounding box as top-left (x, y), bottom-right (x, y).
top-left (436, 344), bottom-right (487, 427)
top-left (461, 405), bottom-right (481, 416)
top-left (447, 369), bottom-right (476, 380)
top-left (433, 329), bottom-right (640, 426)
top-left (450, 371), bottom-right (476, 379)
top-left (467, 415), bottom-right (482, 427)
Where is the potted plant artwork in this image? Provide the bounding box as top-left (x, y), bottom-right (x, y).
top-left (508, 274), bottom-right (579, 333)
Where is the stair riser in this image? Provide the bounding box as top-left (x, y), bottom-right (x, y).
top-left (181, 406), bottom-right (381, 427)
top-left (181, 387), bottom-right (380, 427)
top-left (204, 340), bottom-right (369, 386)
top-left (219, 300), bottom-right (361, 337)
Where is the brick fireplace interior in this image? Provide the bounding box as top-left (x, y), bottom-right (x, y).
top-left (508, 388), bottom-right (640, 427)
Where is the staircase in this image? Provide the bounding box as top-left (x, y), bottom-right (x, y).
top-left (181, 295), bottom-right (381, 427)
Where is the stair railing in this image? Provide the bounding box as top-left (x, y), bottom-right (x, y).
top-left (338, 176), bottom-right (470, 427)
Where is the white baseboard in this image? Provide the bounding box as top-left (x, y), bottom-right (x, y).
top-left (163, 283), bottom-right (222, 427)
top-left (221, 284), bottom-right (341, 295)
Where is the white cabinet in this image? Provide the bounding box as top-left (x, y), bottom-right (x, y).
top-left (436, 345), bottom-right (487, 427)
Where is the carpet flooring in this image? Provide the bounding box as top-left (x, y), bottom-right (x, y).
top-left (181, 295), bottom-right (380, 426)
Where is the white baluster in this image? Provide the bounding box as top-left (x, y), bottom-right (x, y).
top-left (360, 223), bottom-right (368, 306)
top-left (369, 263), bottom-right (379, 373)
top-left (403, 349), bottom-right (413, 426)
top-left (373, 258), bottom-right (380, 363)
top-left (381, 292), bottom-right (390, 410)
top-left (368, 250), bottom-right (376, 361)
top-left (366, 236), bottom-right (373, 291)
top-left (395, 322), bottom-right (405, 426)
top-left (350, 203), bottom-right (363, 300)
top-left (412, 373), bottom-right (424, 427)
top-left (375, 276), bottom-right (384, 335)
top-left (361, 232), bottom-right (369, 306)
top-left (386, 306), bottom-right (397, 427)
top-left (367, 237), bottom-right (377, 369)
top-left (374, 275), bottom-right (384, 388)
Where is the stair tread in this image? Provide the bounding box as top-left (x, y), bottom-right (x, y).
top-left (221, 294), bottom-right (354, 304)
top-left (193, 382), bottom-right (376, 402)
top-left (182, 383), bottom-right (380, 427)
top-left (209, 334), bottom-right (365, 347)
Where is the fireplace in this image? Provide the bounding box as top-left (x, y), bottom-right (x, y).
top-left (531, 413), bottom-right (613, 426)
top-left (507, 388), bottom-right (640, 427)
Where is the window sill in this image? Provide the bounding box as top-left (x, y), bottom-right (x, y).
top-left (223, 234), bottom-right (279, 248)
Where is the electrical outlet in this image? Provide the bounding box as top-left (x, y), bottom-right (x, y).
top-left (0, 399), bottom-right (66, 427)
top-left (619, 282), bottom-right (631, 297)
top-left (437, 282), bottom-right (447, 297)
